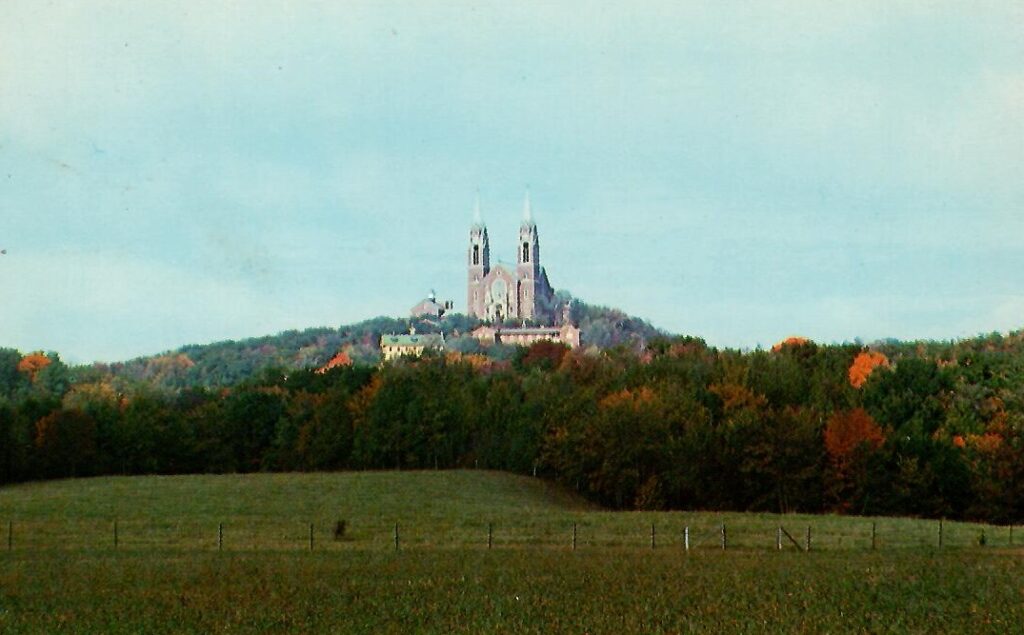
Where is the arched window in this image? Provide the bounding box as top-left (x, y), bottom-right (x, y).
top-left (472, 245), bottom-right (479, 265)
top-left (522, 242), bottom-right (529, 263)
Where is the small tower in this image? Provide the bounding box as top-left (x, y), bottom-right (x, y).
top-left (467, 194), bottom-right (490, 318)
top-left (516, 191), bottom-right (541, 320)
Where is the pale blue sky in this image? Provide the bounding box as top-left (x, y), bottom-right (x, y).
top-left (2, 1), bottom-right (1022, 363)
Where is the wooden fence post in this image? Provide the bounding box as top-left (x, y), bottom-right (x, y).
top-left (871, 522), bottom-right (876, 550)
top-left (776, 527), bottom-right (782, 551)
top-left (572, 522), bottom-right (577, 551)
top-left (218, 523), bottom-right (223, 551)
top-left (938, 518), bottom-right (944, 548)
top-left (488, 522), bottom-right (493, 550)
top-left (309, 523), bottom-right (314, 551)
top-left (394, 523), bottom-right (400, 552)
top-left (651, 523), bottom-right (656, 549)
top-left (684, 526), bottom-right (690, 552)
top-left (721, 523), bottom-right (727, 550)
top-left (779, 526), bottom-right (803, 551)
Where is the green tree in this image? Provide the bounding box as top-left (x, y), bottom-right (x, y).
top-left (32, 352), bottom-right (71, 399)
top-left (34, 409), bottom-right (97, 478)
top-left (863, 358), bottom-right (952, 435)
top-left (0, 349), bottom-right (26, 399)
top-left (220, 387), bottom-right (288, 472)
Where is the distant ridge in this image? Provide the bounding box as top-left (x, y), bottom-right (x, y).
top-left (63, 304), bottom-right (1024, 394)
top-left (84, 297), bottom-right (664, 390)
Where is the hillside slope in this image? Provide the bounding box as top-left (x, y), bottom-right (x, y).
top-left (0, 470), bottom-right (595, 523)
top-left (76, 297), bottom-right (663, 389)
top-left (0, 470), bottom-right (1007, 552)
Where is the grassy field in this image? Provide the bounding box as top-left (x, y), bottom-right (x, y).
top-left (0, 471), bottom-right (1021, 632)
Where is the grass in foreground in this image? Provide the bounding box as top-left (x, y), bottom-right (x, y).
top-left (1, 549), bottom-right (1022, 634)
top-left (0, 471), bottom-right (1021, 633)
top-left (0, 471), bottom-right (1009, 551)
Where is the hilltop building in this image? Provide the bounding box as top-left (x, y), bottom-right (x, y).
top-left (467, 193), bottom-right (556, 324)
top-left (466, 193), bottom-right (581, 349)
top-left (379, 328), bottom-right (445, 361)
top-left (379, 192), bottom-right (582, 359)
top-left (410, 290), bottom-right (453, 319)
top-left (471, 322), bottom-right (581, 349)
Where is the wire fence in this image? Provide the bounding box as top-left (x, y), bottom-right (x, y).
top-left (0, 516), bottom-right (1015, 553)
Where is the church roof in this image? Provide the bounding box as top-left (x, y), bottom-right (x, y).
top-left (496, 327), bottom-right (561, 335)
top-left (410, 298), bottom-right (444, 318)
top-left (412, 297), bottom-right (444, 310)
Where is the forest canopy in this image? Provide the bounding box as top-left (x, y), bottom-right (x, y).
top-left (4, 315), bottom-right (1024, 523)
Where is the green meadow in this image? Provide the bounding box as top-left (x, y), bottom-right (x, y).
top-left (0, 471), bottom-right (1020, 633)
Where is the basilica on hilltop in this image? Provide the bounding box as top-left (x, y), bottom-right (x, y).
top-left (466, 192), bottom-right (557, 324)
top-left (403, 192), bottom-right (581, 353)
top-left (465, 193), bottom-right (580, 348)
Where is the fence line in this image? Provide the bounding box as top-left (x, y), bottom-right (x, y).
top-left (0, 518), bottom-right (1016, 553)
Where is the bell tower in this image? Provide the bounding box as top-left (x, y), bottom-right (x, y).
top-left (467, 195), bottom-right (490, 319)
top-left (516, 191), bottom-right (541, 320)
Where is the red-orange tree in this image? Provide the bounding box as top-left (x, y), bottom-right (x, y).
top-left (17, 353), bottom-right (51, 382)
top-left (823, 408), bottom-right (886, 512)
top-left (848, 351), bottom-right (889, 388)
top-left (825, 408), bottom-right (885, 464)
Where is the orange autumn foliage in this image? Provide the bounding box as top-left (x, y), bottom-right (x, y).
top-left (824, 408), bottom-right (885, 467)
top-left (445, 351), bottom-right (492, 370)
top-left (17, 353), bottom-right (51, 381)
top-left (348, 375), bottom-right (383, 426)
top-left (709, 383), bottom-right (768, 414)
top-left (966, 432), bottom-right (1003, 453)
top-left (316, 350), bottom-right (353, 374)
top-left (154, 353), bottom-right (195, 370)
top-left (771, 336), bottom-right (810, 352)
top-left (848, 351), bottom-right (889, 388)
top-left (599, 387), bottom-right (656, 410)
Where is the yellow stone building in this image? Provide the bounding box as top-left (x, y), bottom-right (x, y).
top-left (379, 331), bottom-right (445, 361)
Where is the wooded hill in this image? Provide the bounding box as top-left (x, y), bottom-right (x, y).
top-left (4, 323), bottom-right (1024, 522)
top-left (70, 297), bottom-right (662, 390)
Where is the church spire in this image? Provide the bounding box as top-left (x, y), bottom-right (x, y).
top-left (522, 189), bottom-right (534, 226)
top-left (468, 191), bottom-right (490, 319)
top-left (472, 191), bottom-right (483, 228)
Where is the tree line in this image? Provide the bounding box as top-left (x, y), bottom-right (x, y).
top-left (3, 330), bottom-right (1024, 523)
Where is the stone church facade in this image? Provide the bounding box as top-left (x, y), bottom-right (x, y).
top-left (467, 193), bottom-right (556, 324)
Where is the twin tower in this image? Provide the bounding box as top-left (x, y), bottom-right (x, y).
top-left (467, 193), bottom-right (556, 324)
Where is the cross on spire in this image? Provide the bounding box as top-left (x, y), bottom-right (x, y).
top-left (472, 191), bottom-right (483, 228)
